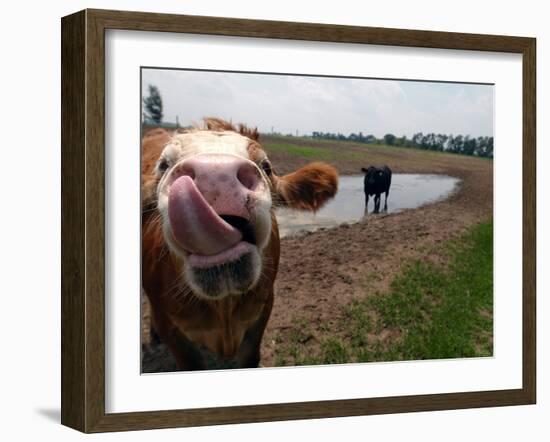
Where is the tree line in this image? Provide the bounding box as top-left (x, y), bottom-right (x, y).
top-left (311, 131), bottom-right (493, 158)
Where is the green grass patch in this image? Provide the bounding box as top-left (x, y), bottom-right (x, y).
top-left (381, 219), bottom-right (493, 359)
top-left (262, 135), bottom-right (491, 162)
top-left (263, 142), bottom-right (339, 160)
top-left (274, 220), bottom-right (493, 366)
top-left (263, 139), bottom-right (373, 162)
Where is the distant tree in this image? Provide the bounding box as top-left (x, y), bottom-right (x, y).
top-left (383, 133), bottom-right (396, 145)
top-left (412, 132), bottom-right (423, 148)
top-left (422, 133), bottom-right (433, 149)
top-left (446, 135), bottom-right (455, 152)
top-left (427, 133), bottom-right (439, 150)
top-left (486, 137), bottom-right (494, 158)
top-left (143, 84), bottom-right (163, 124)
top-left (453, 135), bottom-right (464, 154)
top-left (463, 135), bottom-right (477, 156)
top-left (442, 134), bottom-right (449, 148)
top-left (364, 134), bottom-right (376, 144)
top-left (396, 135), bottom-right (408, 147)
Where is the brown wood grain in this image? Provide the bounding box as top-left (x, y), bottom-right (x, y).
top-left (61, 8), bottom-right (537, 433)
top-left (85, 9), bottom-right (108, 432)
top-left (61, 10), bottom-right (86, 431)
top-left (522, 38), bottom-right (537, 403)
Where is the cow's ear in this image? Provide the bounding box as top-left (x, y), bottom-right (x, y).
top-left (275, 162), bottom-right (338, 211)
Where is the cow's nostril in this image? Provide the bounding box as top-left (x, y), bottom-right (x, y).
top-left (237, 163), bottom-right (261, 190)
top-left (175, 164), bottom-right (195, 181)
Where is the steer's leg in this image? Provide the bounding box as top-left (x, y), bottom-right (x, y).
top-left (165, 328), bottom-right (206, 371)
top-left (374, 194), bottom-right (381, 213)
top-left (237, 290), bottom-right (274, 368)
top-left (365, 193), bottom-right (369, 211)
top-left (148, 304), bottom-right (205, 371)
top-left (384, 190), bottom-right (389, 212)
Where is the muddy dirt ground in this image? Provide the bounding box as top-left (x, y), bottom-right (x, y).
top-left (141, 139), bottom-right (493, 371)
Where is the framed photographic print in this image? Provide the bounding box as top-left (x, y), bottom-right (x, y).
top-left (61, 9), bottom-right (536, 433)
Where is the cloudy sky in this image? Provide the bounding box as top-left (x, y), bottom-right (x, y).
top-left (141, 68), bottom-right (493, 138)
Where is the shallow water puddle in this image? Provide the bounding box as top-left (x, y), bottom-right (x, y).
top-left (276, 174), bottom-right (460, 238)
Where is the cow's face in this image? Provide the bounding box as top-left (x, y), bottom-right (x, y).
top-left (151, 122), bottom-right (338, 300)
top-left (363, 166), bottom-right (377, 186)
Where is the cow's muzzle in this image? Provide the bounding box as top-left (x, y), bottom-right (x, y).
top-left (166, 154), bottom-right (264, 263)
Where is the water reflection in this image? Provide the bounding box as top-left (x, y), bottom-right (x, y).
top-left (276, 174), bottom-right (460, 238)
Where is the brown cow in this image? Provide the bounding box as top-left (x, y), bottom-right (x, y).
top-left (142, 118), bottom-right (338, 370)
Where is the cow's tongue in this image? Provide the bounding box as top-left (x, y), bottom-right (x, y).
top-left (168, 175), bottom-right (243, 256)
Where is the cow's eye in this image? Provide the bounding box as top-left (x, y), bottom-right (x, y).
top-left (157, 159), bottom-right (170, 173)
top-left (260, 159), bottom-right (272, 176)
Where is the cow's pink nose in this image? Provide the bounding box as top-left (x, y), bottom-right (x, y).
top-left (172, 154), bottom-right (262, 217)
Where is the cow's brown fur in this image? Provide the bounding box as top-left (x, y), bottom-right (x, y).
top-left (203, 116), bottom-right (260, 141)
top-left (141, 121), bottom-right (337, 370)
top-left (275, 162), bottom-right (340, 211)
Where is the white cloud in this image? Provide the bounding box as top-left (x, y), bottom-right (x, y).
top-left (142, 69), bottom-right (493, 138)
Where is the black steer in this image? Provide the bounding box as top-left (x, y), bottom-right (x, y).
top-left (361, 165), bottom-right (392, 213)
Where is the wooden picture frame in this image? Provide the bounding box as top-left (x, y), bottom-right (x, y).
top-left (61, 8), bottom-right (536, 433)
